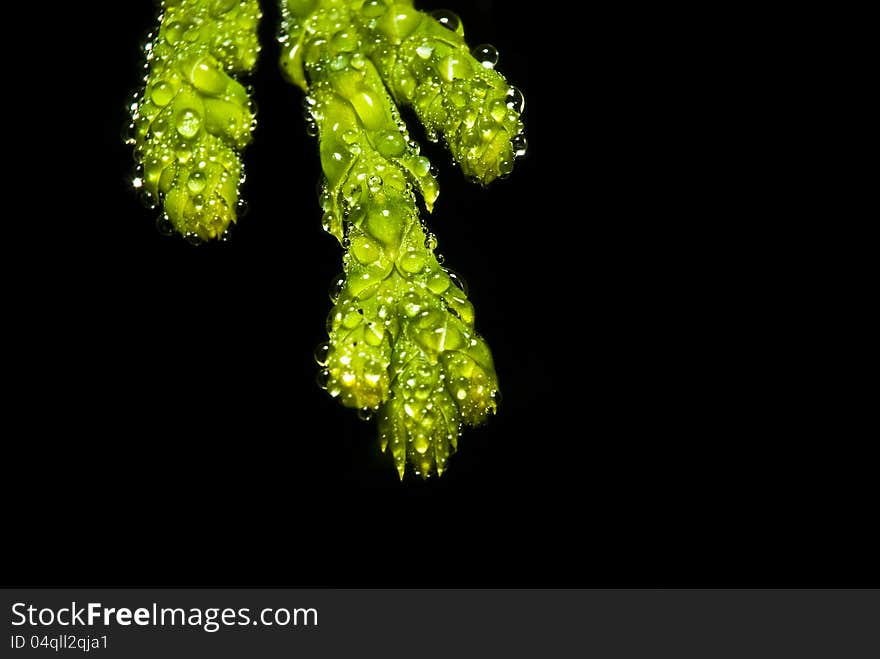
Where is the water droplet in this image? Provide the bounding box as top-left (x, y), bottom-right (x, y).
top-left (361, 0), bottom-right (387, 18)
top-left (316, 369), bottom-right (330, 390)
top-left (399, 247), bottom-right (426, 274)
top-left (190, 58), bottom-right (227, 96)
top-left (471, 44), bottom-right (498, 69)
top-left (329, 53), bottom-right (349, 71)
top-left (187, 170), bottom-right (207, 194)
top-left (416, 43), bottom-right (433, 59)
top-left (488, 99), bottom-right (508, 123)
top-left (305, 119), bottom-right (319, 137)
top-left (329, 273), bottom-right (346, 303)
top-left (326, 309), bottom-right (341, 334)
top-left (352, 237), bottom-right (379, 264)
top-left (444, 268), bottom-right (468, 295)
top-left (175, 109), bottom-right (202, 138)
top-left (150, 80), bottom-right (175, 106)
top-left (368, 175), bottom-right (382, 192)
top-left (357, 408), bottom-right (374, 421)
top-left (376, 130), bottom-right (407, 158)
top-left (348, 203), bottom-right (367, 227)
top-left (332, 30), bottom-right (359, 52)
top-left (342, 307), bottom-right (363, 329)
top-left (491, 389), bottom-right (502, 405)
top-left (150, 116), bottom-right (169, 138)
top-left (506, 87), bottom-right (525, 114)
top-left (122, 120), bottom-right (137, 145)
top-left (512, 133), bottom-right (528, 158)
top-left (424, 233), bottom-right (438, 251)
top-left (409, 155), bottom-right (431, 178)
top-left (164, 20), bottom-right (185, 45)
top-left (314, 342), bottom-right (330, 366)
top-left (426, 272), bottom-right (449, 295)
top-left (498, 155), bottom-right (514, 176)
top-left (155, 213), bottom-right (175, 237)
top-left (346, 53), bottom-right (364, 70)
top-left (321, 210), bottom-right (338, 234)
top-left (430, 9), bottom-right (460, 32)
top-left (436, 252), bottom-right (445, 265)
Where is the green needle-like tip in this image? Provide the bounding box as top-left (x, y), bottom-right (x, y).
top-left (128, 0), bottom-right (261, 241)
top-left (281, 0), bottom-right (525, 479)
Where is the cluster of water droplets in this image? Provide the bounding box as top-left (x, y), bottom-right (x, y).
top-left (126, 0), bottom-right (261, 241)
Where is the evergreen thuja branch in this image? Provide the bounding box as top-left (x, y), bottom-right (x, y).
top-left (279, 0), bottom-right (526, 478)
top-left (127, 0), bottom-right (261, 241)
top-left (128, 1), bottom-right (527, 479)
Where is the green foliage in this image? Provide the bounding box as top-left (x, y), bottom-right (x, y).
top-left (128, 0), bottom-right (261, 241)
top-left (130, 0), bottom-right (526, 478)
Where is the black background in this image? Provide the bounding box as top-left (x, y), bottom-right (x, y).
top-left (5, 2), bottom-right (873, 587)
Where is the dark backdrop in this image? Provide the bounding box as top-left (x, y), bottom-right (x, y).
top-left (5, 1), bottom-right (873, 587)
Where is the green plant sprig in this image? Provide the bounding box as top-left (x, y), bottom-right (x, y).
top-left (130, 0), bottom-right (527, 479)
